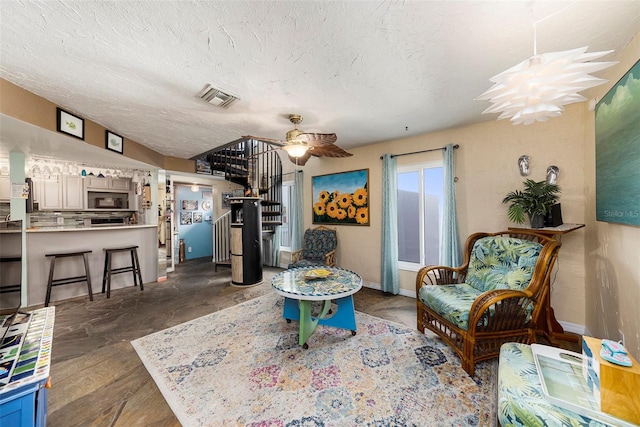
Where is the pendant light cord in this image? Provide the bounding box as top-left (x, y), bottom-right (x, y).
top-left (531, 1), bottom-right (579, 55)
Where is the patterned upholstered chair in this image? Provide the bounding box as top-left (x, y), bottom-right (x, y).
top-left (415, 230), bottom-right (561, 376)
top-left (288, 226), bottom-right (337, 268)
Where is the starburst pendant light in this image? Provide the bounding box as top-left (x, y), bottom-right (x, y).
top-left (477, 25), bottom-right (617, 125)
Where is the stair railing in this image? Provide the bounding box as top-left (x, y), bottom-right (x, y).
top-left (213, 210), bottom-right (232, 270)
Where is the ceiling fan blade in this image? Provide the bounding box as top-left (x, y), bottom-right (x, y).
top-left (297, 132), bottom-right (337, 146)
top-left (309, 143), bottom-right (353, 158)
top-left (243, 135), bottom-right (285, 146)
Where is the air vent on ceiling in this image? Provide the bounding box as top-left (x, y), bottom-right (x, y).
top-left (197, 84), bottom-right (239, 108)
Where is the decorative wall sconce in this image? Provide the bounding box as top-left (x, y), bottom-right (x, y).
top-left (546, 166), bottom-right (559, 184)
top-left (518, 155), bottom-right (530, 176)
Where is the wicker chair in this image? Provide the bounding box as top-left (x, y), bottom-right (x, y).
top-left (415, 230), bottom-right (561, 376)
top-left (288, 225), bottom-right (337, 268)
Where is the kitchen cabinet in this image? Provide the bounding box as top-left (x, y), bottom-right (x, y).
top-left (36, 178), bottom-right (63, 210)
top-left (110, 178), bottom-right (130, 190)
top-left (34, 176), bottom-right (84, 210)
top-left (84, 177), bottom-right (108, 189)
top-left (62, 176), bottom-right (83, 210)
top-left (85, 177), bottom-right (131, 190)
top-left (0, 176), bottom-right (10, 200)
top-left (84, 177), bottom-right (134, 211)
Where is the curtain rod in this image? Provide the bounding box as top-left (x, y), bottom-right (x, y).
top-left (379, 144), bottom-right (459, 160)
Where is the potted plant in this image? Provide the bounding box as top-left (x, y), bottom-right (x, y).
top-left (502, 179), bottom-right (561, 228)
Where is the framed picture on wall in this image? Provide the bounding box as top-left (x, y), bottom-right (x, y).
top-left (193, 212), bottom-right (203, 223)
top-left (56, 107), bottom-right (84, 140)
top-left (312, 169), bottom-right (370, 225)
top-left (595, 59), bottom-right (640, 226)
top-left (222, 192), bottom-right (233, 208)
top-left (105, 130), bottom-right (124, 154)
top-left (182, 200), bottom-right (198, 211)
top-left (196, 159), bottom-right (212, 175)
top-left (180, 212), bottom-right (192, 225)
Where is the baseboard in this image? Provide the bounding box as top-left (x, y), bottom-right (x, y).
top-left (362, 281), bottom-right (416, 298)
top-left (366, 280), bottom-right (590, 338)
top-left (558, 320), bottom-right (589, 336)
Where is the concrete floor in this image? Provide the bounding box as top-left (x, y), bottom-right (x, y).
top-left (44, 258), bottom-right (578, 426)
top-left (45, 259), bottom-right (417, 426)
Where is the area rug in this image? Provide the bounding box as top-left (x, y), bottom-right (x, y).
top-left (132, 293), bottom-right (497, 427)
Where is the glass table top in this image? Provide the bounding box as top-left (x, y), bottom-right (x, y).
top-left (272, 266), bottom-right (362, 299)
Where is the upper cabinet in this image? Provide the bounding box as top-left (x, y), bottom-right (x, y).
top-left (110, 178), bottom-right (131, 191)
top-left (34, 175), bottom-right (136, 211)
top-left (62, 176), bottom-right (84, 210)
top-left (84, 177), bottom-right (135, 211)
top-left (0, 176), bottom-right (10, 201)
top-left (34, 177), bottom-right (64, 210)
top-left (84, 177), bottom-right (131, 191)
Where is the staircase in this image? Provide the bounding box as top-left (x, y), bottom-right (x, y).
top-left (193, 138), bottom-right (283, 269)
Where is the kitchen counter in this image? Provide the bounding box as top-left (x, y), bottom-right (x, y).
top-left (26, 225), bottom-right (158, 305)
top-left (26, 224), bottom-right (156, 232)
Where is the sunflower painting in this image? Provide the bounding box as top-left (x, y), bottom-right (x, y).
top-left (312, 169), bottom-right (369, 225)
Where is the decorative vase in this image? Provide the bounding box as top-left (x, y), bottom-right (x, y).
top-left (528, 213), bottom-right (545, 229)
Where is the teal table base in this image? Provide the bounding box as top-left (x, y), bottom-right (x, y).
top-left (283, 295), bottom-right (357, 347)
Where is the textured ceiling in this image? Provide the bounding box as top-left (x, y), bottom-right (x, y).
top-left (1, 1), bottom-right (639, 161)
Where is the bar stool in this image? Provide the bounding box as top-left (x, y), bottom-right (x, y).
top-left (102, 246), bottom-right (143, 298)
top-left (45, 250), bottom-right (93, 307)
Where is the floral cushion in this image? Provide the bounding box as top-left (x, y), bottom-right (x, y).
top-left (288, 258), bottom-right (325, 268)
top-left (466, 236), bottom-right (542, 293)
top-left (418, 283), bottom-right (483, 330)
top-left (301, 228), bottom-right (337, 261)
top-left (499, 343), bottom-right (607, 427)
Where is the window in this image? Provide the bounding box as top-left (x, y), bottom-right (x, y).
top-left (397, 161), bottom-right (444, 271)
top-left (279, 180), bottom-right (294, 251)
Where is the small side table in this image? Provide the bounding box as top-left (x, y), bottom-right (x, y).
top-left (508, 223), bottom-right (585, 343)
top-left (499, 342), bottom-right (622, 426)
top-left (0, 307), bottom-right (55, 427)
top-left (271, 266), bottom-right (362, 348)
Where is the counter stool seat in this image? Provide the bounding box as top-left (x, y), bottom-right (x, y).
top-left (102, 246), bottom-right (143, 298)
top-left (45, 250), bottom-right (93, 307)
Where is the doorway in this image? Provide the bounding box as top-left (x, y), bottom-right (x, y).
top-left (176, 184), bottom-right (213, 261)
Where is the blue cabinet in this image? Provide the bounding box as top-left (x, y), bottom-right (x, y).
top-left (0, 379), bottom-right (48, 427)
top-left (0, 307), bottom-right (54, 427)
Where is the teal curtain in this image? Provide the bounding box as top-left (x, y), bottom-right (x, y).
top-left (291, 170), bottom-right (304, 253)
top-left (441, 144), bottom-right (461, 267)
top-left (381, 154), bottom-right (399, 294)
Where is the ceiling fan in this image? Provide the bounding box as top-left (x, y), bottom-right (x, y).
top-left (244, 114), bottom-right (353, 165)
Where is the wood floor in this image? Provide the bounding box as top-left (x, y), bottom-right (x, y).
top-left (45, 259), bottom-right (579, 426)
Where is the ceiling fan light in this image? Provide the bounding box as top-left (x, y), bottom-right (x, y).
top-left (282, 144), bottom-right (309, 158)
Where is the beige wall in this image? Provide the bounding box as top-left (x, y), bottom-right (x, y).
top-left (1, 78), bottom-right (168, 169)
top-left (292, 29), bottom-right (639, 360)
top-left (584, 31), bottom-right (640, 360)
top-left (296, 105), bottom-right (587, 325)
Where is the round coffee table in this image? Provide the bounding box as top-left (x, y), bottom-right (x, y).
top-left (271, 266), bottom-right (362, 348)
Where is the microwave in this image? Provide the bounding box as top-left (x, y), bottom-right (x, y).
top-left (94, 197), bottom-right (122, 208)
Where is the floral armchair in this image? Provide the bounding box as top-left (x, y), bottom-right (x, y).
top-left (416, 230), bottom-right (561, 376)
top-left (288, 225), bottom-right (337, 268)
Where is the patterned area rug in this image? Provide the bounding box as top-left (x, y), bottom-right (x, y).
top-left (132, 293), bottom-right (497, 427)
